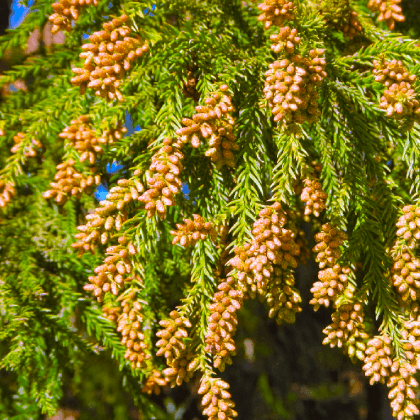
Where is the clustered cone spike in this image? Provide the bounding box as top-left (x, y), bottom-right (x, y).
top-left (71, 14), bottom-right (148, 101)
top-left (391, 205), bottom-right (420, 308)
top-left (367, 0), bottom-right (405, 30)
top-left (270, 27), bottom-right (300, 54)
top-left (366, 210), bottom-right (420, 419)
top-left (171, 215), bottom-right (217, 247)
top-left (391, 249), bottom-right (420, 303)
top-left (319, 0), bottom-right (363, 39)
top-left (300, 177), bottom-right (328, 219)
top-left (176, 85), bottom-right (239, 168)
top-left (161, 352), bottom-right (197, 387)
top-left (139, 137), bottom-right (184, 219)
top-left (156, 310), bottom-right (191, 364)
top-left (102, 304), bottom-right (122, 324)
top-left (49, 0), bottom-right (99, 34)
top-left (116, 290), bottom-right (150, 369)
top-left (257, 0), bottom-right (296, 29)
top-left (142, 371), bottom-right (169, 395)
top-left (401, 320), bottom-right (420, 362)
top-left (0, 180), bottom-right (15, 208)
top-left (313, 223), bottom-right (347, 268)
top-left (381, 321), bottom-right (420, 420)
top-left (395, 205), bottom-right (420, 248)
top-left (286, 208), bottom-right (311, 265)
top-left (43, 159), bottom-right (100, 205)
top-left (11, 132), bottom-right (42, 157)
top-left (362, 335), bottom-right (393, 385)
top-left (258, 0), bottom-right (327, 126)
top-left (59, 115), bottom-right (127, 165)
top-left (310, 223), bottom-right (349, 310)
top-left (309, 265), bottom-right (350, 309)
top-left (72, 177), bottom-right (144, 255)
top-left (322, 302), bottom-right (370, 362)
top-left (341, 11), bottom-right (363, 39)
top-left (156, 311), bottom-right (197, 387)
top-left (219, 202), bottom-right (303, 366)
top-left (265, 268), bottom-right (302, 325)
top-left (198, 376), bottom-right (238, 420)
top-left (387, 359), bottom-right (420, 420)
top-left (205, 277), bottom-right (244, 371)
top-left (182, 68), bottom-right (200, 101)
top-left (83, 236), bottom-right (137, 301)
top-left (263, 50), bottom-right (327, 124)
top-left (373, 60), bottom-right (420, 125)
top-left (229, 202), bottom-right (301, 299)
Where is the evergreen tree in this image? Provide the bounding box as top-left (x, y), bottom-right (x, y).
top-left (1, 0), bottom-right (420, 419)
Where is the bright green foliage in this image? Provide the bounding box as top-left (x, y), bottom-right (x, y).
top-left (0, 0), bottom-right (420, 419)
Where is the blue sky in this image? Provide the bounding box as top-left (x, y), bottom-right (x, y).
top-left (9, 0), bottom-right (33, 29)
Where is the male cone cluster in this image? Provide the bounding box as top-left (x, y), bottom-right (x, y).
top-left (259, 0), bottom-right (327, 125)
top-left (387, 359), bottom-right (419, 420)
top-left (310, 223), bottom-right (349, 310)
top-left (362, 325), bottom-right (420, 420)
top-left (391, 205), bottom-right (420, 307)
top-left (322, 302), bottom-right (369, 362)
top-left (384, 321), bottom-right (420, 420)
top-left (363, 335), bottom-right (393, 385)
top-left (367, 0), bottom-right (405, 30)
top-left (230, 202), bottom-right (301, 299)
top-left (0, 180), bottom-right (15, 208)
top-left (340, 11), bottom-right (363, 38)
top-left (71, 14), bottom-right (148, 101)
top-left (43, 159), bottom-right (100, 204)
top-left (176, 85), bottom-right (239, 167)
top-left (257, 0), bottom-right (295, 29)
top-left (270, 26), bottom-right (300, 54)
top-left (139, 137), bottom-right (184, 219)
top-left (58, 115), bottom-right (127, 165)
top-left (84, 236), bottom-right (137, 301)
top-left (300, 177), bottom-right (328, 219)
top-left (214, 203), bottom-right (302, 372)
top-left (401, 320), bottom-right (420, 360)
top-left (102, 305), bottom-right (121, 323)
top-left (205, 277), bottom-right (244, 371)
top-left (11, 132), bottom-right (42, 157)
top-left (373, 60), bottom-right (420, 125)
top-left (49, 0), bottom-right (98, 34)
top-left (395, 205), bottom-right (420, 248)
top-left (117, 291), bottom-right (150, 369)
top-left (171, 215), bottom-right (217, 247)
top-left (318, 0), bottom-right (363, 38)
top-left (182, 69), bottom-right (200, 102)
top-left (365, 209), bottom-right (420, 420)
top-left (265, 268), bottom-right (302, 325)
top-left (198, 376), bottom-right (238, 420)
top-left (142, 371), bottom-right (168, 395)
top-left (263, 50), bottom-right (327, 124)
top-left (391, 250), bottom-right (420, 303)
top-left (156, 311), bottom-right (197, 387)
top-left (73, 177), bottom-right (143, 255)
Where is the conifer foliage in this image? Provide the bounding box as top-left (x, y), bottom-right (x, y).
top-left (0, 0), bottom-right (420, 418)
